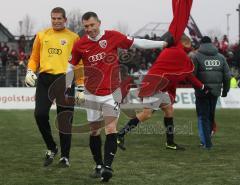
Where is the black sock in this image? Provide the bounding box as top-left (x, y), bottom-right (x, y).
top-left (118, 117), bottom-right (140, 137)
top-left (89, 135), bottom-right (103, 166)
top-left (164, 117), bottom-right (174, 144)
top-left (104, 133), bottom-right (117, 168)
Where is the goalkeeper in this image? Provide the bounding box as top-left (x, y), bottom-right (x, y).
top-left (25, 7), bottom-right (81, 167)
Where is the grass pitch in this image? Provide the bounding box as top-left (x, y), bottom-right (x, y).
top-left (0, 109), bottom-right (239, 185)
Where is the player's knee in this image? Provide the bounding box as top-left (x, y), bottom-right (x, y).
top-left (105, 123), bottom-right (117, 135)
top-left (89, 121), bottom-right (102, 136)
top-left (161, 105), bottom-right (173, 117)
top-left (141, 109), bottom-right (153, 121)
top-left (90, 129), bottom-right (101, 136)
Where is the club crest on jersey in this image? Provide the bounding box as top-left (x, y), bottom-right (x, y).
top-left (60, 39), bottom-right (67, 45)
top-left (99, 40), bottom-right (107, 48)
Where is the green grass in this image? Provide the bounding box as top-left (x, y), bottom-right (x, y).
top-left (0, 109), bottom-right (240, 185)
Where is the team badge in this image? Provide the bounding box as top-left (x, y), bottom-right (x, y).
top-left (60, 39), bottom-right (67, 45)
top-left (99, 40), bottom-right (107, 48)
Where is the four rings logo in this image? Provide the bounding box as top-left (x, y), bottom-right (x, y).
top-left (48, 48), bottom-right (62, 55)
top-left (204, 60), bottom-right (221, 67)
top-left (88, 52), bottom-right (106, 64)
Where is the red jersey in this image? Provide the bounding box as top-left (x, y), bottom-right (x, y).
top-left (69, 30), bottom-right (134, 96)
top-left (169, 0), bottom-right (193, 44)
top-left (138, 44), bottom-right (194, 97)
top-left (138, 45), bottom-right (203, 98)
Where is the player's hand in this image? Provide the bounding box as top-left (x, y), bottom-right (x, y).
top-left (162, 41), bottom-right (168, 48)
top-left (25, 69), bottom-right (37, 87)
top-left (221, 90), bottom-right (228, 97)
top-left (202, 84), bottom-right (211, 94)
top-left (160, 31), bottom-right (174, 47)
top-left (75, 85), bottom-right (85, 105)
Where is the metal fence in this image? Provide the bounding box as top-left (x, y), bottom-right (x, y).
top-left (0, 66), bottom-right (26, 87)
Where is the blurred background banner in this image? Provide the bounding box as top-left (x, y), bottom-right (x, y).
top-left (1, 88), bottom-right (239, 109)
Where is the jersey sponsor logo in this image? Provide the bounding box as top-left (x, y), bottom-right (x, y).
top-left (48, 48), bottom-right (62, 55)
top-left (204, 60), bottom-right (221, 67)
top-left (88, 52), bottom-right (106, 64)
top-left (99, 40), bottom-right (107, 48)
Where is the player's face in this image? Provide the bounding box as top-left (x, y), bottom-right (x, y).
top-left (182, 42), bottom-right (191, 48)
top-left (51, 13), bottom-right (67, 31)
top-left (82, 17), bottom-right (101, 39)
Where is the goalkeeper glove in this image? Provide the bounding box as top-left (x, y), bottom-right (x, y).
top-left (25, 69), bottom-right (37, 87)
top-left (75, 85), bottom-right (85, 105)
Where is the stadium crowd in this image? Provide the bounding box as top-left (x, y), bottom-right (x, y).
top-left (0, 39), bottom-right (29, 87)
top-left (0, 34), bottom-right (240, 87)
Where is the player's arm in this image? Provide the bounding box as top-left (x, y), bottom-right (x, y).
top-left (185, 73), bottom-right (203, 89)
top-left (74, 61), bottom-right (84, 87)
top-left (72, 37), bottom-right (84, 87)
top-left (185, 73), bottom-right (211, 94)
top-left (131, 38), bottom-right (167, 49)
top-left (66, 41), bottom-right (82, 88)
top-left (65, 42), bottom-right (85, 104)
top-left (221, 56), bottom-right (231, 97)
top-left (115, 31), bottom-right (167, 50)
top-left (25, 34), bottom-right (40, 87)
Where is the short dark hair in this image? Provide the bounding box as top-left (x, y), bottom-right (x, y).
top-left (82, 11), bottom-right (99, 21)
top-left (51, 7), bottom-right (66, 18)
top-left (201, 36), bottom-right (212, 44)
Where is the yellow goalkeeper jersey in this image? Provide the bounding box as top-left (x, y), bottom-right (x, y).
top-left (28, 28), bottom-right (79, 75)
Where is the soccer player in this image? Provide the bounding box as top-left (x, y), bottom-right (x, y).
top-left (117, 0), bottom-right (204, 150)
top-left (67, 12), bottom-right (168, 182)
top-left (117, 35), bottom-right (210, 151)
top-left (25, 7), bottom-right (80, 167)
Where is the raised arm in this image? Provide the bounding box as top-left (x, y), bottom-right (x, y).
top-left (132, 38), bottom-right (167, 49)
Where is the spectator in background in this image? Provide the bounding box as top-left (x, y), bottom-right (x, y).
top-left (233, 43), bottom-right (240, 74)
top-left (18, 35), bottom-right (26, 53)
top-left (230, 73), bottom-right (238, 88)
top-left (220, 35), bottom-right (229, 56)
top-left (191, 36), bottom-right (231, 149)
top-left (213, 37), bottom-right (220, 49)
top-left (18, 51), bottom-right (27, 67)
top-left (8, 49), bottom-right (18, 66)
top-left (0, 43), bottom-right (10, 86)
top-left (0, 43), bottom-right (9, 68)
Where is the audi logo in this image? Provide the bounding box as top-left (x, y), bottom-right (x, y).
top-left (88, 52), bottom-right (106, 63)
top-left (204, 60), bottom-right (221, 67)
top-left (48, 48), bottom-right (62, 55)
